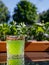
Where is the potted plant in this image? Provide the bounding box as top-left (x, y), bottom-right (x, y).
top-left (0, 21), bottom-right (49, 63)
top-left (25, 22), bottom-right (49, 52)
top-left (0, 23), bottom-right (9, 52)
top-left (0, 21), bottom-right (26, 65)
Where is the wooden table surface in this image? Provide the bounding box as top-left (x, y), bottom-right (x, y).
top-left (0, 41), bottom-right (49, 63)
top-left (0, 52), bottom-right (49, 63)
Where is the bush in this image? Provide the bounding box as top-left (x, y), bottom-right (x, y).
top-left (0, 21), bottom-right (49, 41)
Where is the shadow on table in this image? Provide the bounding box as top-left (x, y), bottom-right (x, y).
top-left (24, 55), bottom-right (49, 65)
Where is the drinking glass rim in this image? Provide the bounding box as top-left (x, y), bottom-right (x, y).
top-left (6, 35), bottom-right (25, 40)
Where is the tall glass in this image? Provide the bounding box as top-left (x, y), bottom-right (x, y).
top-left (6, 36), bottom-right (25, 65)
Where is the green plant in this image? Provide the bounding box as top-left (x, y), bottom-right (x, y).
top-left (25, 22), bottom-right (49, 41)
top-left (0, 21), bottom-right (26, 41)
top-left (9, 21), bottom-right (17, 35)
top-left (43, 22), bottom-right (49, 40)
top-left (13, 0), bottom-right (37, 25)
top-left (0, 23), bottom-right (9, 40)
top-left (0, 0), bottom-right (10, 23)
top-left (0, 21), bottom-right (49, 41)
top-left (34, 23), bottom-right (45, 41)
top-left (39, 9), bottom-right (49, 23)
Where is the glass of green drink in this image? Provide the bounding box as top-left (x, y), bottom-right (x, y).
top-left (6, 36), bottom-right (25, 65)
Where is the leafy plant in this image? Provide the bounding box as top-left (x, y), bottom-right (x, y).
top-left (13, 0), bottom-right (37, 25)
top-left (0, 21), bottom-right (49, 41)
top-left (0, 23), bottom-right (9, 40)
top-left (39, 9), bottom-right (49, 23)
top-left (0, 0), bottom-right (10, 23)
top-left (25, 22), bottom-right (49, 41)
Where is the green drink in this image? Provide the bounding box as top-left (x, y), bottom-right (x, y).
top-left (6, 36), bottom-right (25, 65)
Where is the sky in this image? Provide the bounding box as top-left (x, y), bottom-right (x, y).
top-left (2, 0), bottom-right (49, 15)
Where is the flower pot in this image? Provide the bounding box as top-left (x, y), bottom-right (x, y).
top-left (0, 41), bottom-right (7, 63)
top-left (0, 41), bottom-right (6, 53)
top-left (25, 40), bottom-right (49, 62)
top-left (6, 36), bottom-right (25, 65)
top-left (25, 41), bottom-right (49, 51)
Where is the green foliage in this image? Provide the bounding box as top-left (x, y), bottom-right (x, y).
top-left (16, 23), bottom-right (26, 35)
top-left (0, 21), bottom-right (26, 40)
top-left (43, 22), bottom-right (49, 40)
top-left (25, 22), bottom-right (49, 41)
top-left (0, 0), bottom-right (49, 41)
top-left (0, 21), bottom-right (49, 41)
top-left (0, 0), bottom-right (10, 23)
top-left (9, 21), bottom-right (17, 35)
top-left (13, 0), bottom-right (37, 25)
top-left (39, 9), bottom-right (49, 23)
top-left (0, 23), bottom-right (9, 40)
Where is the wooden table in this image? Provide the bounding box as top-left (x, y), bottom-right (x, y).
top-left (0, 41), bottom-right (49, 63)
